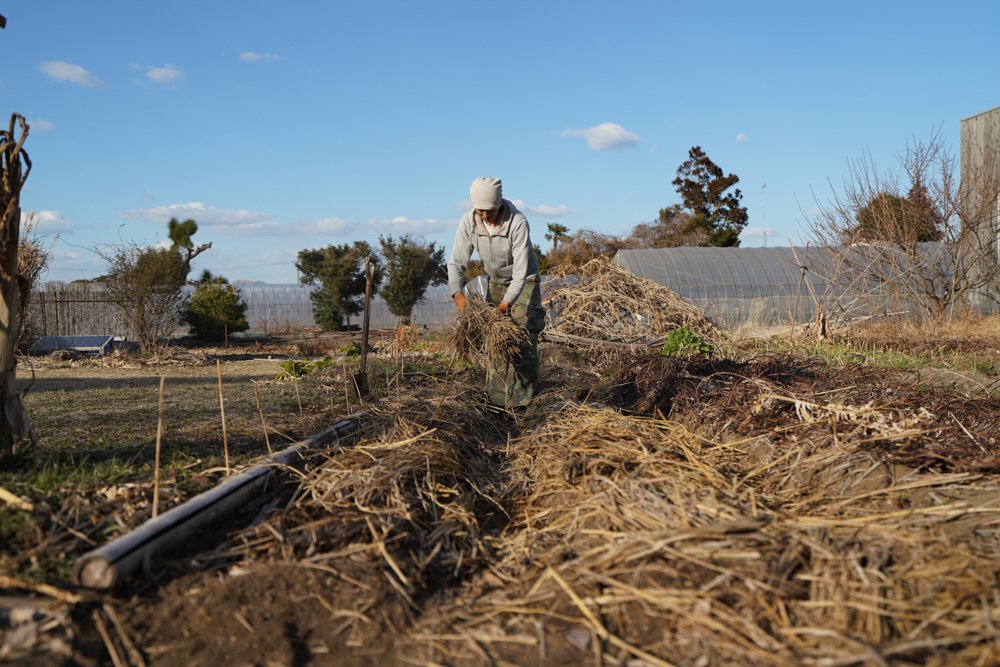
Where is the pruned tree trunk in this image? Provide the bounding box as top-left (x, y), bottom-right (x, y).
top-left (0, 114), bottom-right (31, 454)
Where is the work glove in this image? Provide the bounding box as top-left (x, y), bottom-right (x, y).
top-left (454, 292), bottom-right (468, 313)
top-left (497, 302), bottom-right (510, 316)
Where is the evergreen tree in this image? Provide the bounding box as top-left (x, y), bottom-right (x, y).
top-left (296, 241), bottom-right (381, 330)
top-left (669, 146), bottom-right (748, 247)
top-left (180, 273), bottom-right (249, 342)
top-left (378, 235), bottom-right (445, 325)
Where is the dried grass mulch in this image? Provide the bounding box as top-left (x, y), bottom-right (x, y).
top-left (543, 256), bottom-right (723, 348)
top-left (218, 357), bottom-right (1000, 665)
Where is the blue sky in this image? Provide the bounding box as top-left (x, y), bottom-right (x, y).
top-left (3, 1), bottom-right (999, 284)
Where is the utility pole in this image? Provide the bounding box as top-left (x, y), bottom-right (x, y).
top-left (761, 184), bottom-right (767, 248)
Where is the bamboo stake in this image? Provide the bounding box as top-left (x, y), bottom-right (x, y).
top-left (254, 381), bottom-right (271, 454)
top-left (217, 359), bottom-right (229, 474)
top-left (343, 359), bottom-right (350, 415)
top-left (153, 376), bottom-right (164, 518)
top-left (294, 375), bottom-right (305, 435)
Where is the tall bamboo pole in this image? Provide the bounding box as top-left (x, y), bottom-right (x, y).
top-left (217, 359), bottom-right (229, 473)
top-left (153, 376), bottom-right (165, 517)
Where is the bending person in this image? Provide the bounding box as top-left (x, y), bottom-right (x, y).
top-left (447, 177), bottom-right (546, 408)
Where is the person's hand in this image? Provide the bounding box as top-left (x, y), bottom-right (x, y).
top-left (454, 292), bottom-right (468, 313)
top-left (497, 302), bottom-right (510, 315)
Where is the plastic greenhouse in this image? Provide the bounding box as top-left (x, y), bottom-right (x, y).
top-left (613, 244), bottom-right (957, 326)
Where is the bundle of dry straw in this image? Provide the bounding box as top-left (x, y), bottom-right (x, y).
top-left (449, 295), bottom-right (529, 361)
top-left (545, 256), bottom-right (722, 346)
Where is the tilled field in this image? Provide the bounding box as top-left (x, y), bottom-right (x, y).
top-left (5, 346), bottom-right (1000, 666)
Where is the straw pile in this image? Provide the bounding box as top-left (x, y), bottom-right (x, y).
top-left (235, 382), bottom-right (511, 590)
top-left (544, 256), bottom-right (722, 347)
top-left (397, 393), bottom-right (1000, 665)
top-left (215, 354), bottom-right (1000, 665)
top-left (449, 296), bottom-right (530, 361)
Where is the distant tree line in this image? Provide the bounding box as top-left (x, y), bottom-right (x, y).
top-left (46, 136), bottom-right (976, 347)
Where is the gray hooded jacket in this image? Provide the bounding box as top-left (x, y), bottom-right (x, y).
top-left (447, 199), bottom-right (540, 305)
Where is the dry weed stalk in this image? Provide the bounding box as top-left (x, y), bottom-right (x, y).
top-left (449, 296), bottom-right (528, 361)
top-left (17, 211), bottom-right (53, 352)
top-left (544, 256), bottom-right (722, 346)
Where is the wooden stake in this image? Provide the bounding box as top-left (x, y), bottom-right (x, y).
top-left (217, 359), bottom-right (229, 474)
top-left (153, 376), bottom-right (164, 518)
top-left (254, 381), bottom-right (272, 454)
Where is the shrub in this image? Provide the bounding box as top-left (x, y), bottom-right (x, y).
top-left (378, 235), bottom-right (446, 325)
top-left (181, 277), bottom-right (248, 343)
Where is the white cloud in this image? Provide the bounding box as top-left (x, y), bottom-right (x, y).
top-left (225, 217), bottom-right (353, 236)
top-left (740, 226), bottom-right (777, 240)
top-left (736, 133), bottom-right (750, 142)
top-left (561, 122), bottom-right (640, 151)
top-left (23, 210), bottom-right (74, 234)
top-left (39, 61), bottom-right (107, 89)
top-left (140, 189), bottom-right (155, 200)
top-left (46, 246), bottom-right (98, 279)
top-left (146, 64), bottom-right (183, 85)
top-left (118, 202), bottom-right (274, 226)
top-left (29, 118), bottom-right (53, 132)
top-left (510, 200), bottom-right (570, 218)
top-left (239, 51), bottom-right (280, 62)
top-left (117, 202), bottom-right (358, 236)
top-left (367, 216), bottom-right (455, 235)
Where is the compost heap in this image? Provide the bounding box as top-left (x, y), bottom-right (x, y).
top-left (109, 354), bottom-right (1000, 667)
top-left (543, 256), bottom-right (722, 348)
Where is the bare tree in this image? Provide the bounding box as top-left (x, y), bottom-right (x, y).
top-left (806, 129), bottom-right (1000, 321)
top-left (103, 245), bottom-right (189, 355)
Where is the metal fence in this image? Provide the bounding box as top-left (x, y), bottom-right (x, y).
top-left (25, 282), bottom-right (462, 339)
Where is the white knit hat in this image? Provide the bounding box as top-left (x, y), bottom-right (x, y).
top-left (470, 177), bottom-right (503, 210)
